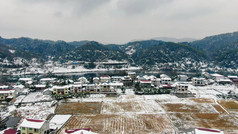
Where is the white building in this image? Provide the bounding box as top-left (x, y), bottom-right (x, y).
top-left (210, 74), bottom-right (224, 81)
top-left (161, 77), bottom-right (172, 84)
top-left (20, 118), bottom-right (49, 134)
top-left (175, 83), bottom-right (189, 94)
top-left (40, 78), bottom-right (56, 84)
top-left (178, 75), bottom-right (188, 81)
top-left (0, 85), bottom-right (9, 89)
top-left (78, 77), bottom-right (88, 84)
top-left (93, 77), bottom-right (100, 84)
top-left (111, 76), bottom-right (123, 82)
top-left (110, 82), bottom-right (123, 90)
top-left (192, 78), bottom-right (206, 86)
top-left (18, 78), bottom-right (33, 82)
top-left (100, 76), bottom-right (111, 83)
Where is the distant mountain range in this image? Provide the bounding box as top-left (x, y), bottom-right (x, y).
top-left (0, 31), bottom-right (238, 69)
top-left (151, 37), bottom-right (197, 43)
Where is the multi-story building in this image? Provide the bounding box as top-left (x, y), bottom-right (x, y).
top-left (192, 78), bottom-right (206, 86)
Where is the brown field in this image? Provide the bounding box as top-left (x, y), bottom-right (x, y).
top-left (212, 104), bottom-right (227, 114)
top-left (218, 100), bottom-right (238, 112)
top-left (56, 98), bottom-right (238, 133)
top-left (161, 103), bottom-right (216, 113)
top-left (55, 102), bottom-right (102, 114)
top-left (190, 98), bottom-right (214, 103)
top-left (101, 101), bottom-right (164, 114)
top-left (62, 114), bottom-right (174, 134)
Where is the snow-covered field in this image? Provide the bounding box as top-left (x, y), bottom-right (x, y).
top-left (21, 92), bottom-right (52, 103)
top-left (15, 102), bottom-right (56, 120)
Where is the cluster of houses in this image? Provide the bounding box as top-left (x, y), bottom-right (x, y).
top-left (1, 72), bottom-right (238, 102)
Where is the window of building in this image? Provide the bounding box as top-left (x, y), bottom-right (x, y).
top-left (22, 127), bottom-right (25, 130)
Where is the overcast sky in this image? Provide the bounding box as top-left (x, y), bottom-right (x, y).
top-left (0, 0), bottom-right (238, 44)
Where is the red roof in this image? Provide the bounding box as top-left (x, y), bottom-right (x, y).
top-left (197, 128), bottom-right (221, 133)
top-left (4, 129), bottom-right (17, 134)
top-left (26, 118), bottom-right (44, 122)
top-left (65, 128), bottom-right (92, 133)
top-left (232, 79), bottom-right (238, 82)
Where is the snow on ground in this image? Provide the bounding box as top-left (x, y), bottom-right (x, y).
top-left (49, 114), bottom-right (72, 130)
top-left (189, 84), bottom-right (237, 98)
top-left (16, 102), bottom-right (56, 120)
top-left (0, 105), bottom-right (16, 120)
top-left (52, 66), bottom-right (140, 74)
top-left (22, 92), bottom-right (52, 103)
top-left (14, 95), bottom-right (26, 105)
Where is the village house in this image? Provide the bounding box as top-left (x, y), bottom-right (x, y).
top-left (140, 80), bottom-right (152, 88)
top-left (0, 85), bottom-right (9, 89)
top-left (217, 78), bottom-right (233, 85)
top-left (85, 84), bottom-right (100, 92)
top-left (100, 83), bottom-right (111, 92)
top-left (20, 118), bottom-right (49, 134)
top-left (0, 89), bottom-right (16, 101)
top-left (153, 78), bottom-right (161, 87)
top-left (34, 84), bottom-right (47, 90)
top-left (18, 78), bottom-right (33, 83)
top-left (100, 75), bottom-right (111, 83)
top-left (128, 72), bottom-right (136, 80)
top-left (72, 84), bottom-right (83, 93)
top-left (177, 75), bottom-right (188, 81)
top-left (175, 83), bottom-right (189, 94)
top-left (192, 78), bottom-right (206, 86)
top-left (93, 77), bottom-right (100, 84)
top-left (122, 76), bottom-right (133, 87)
top-left (52, 85), bottom-right (73, 95)
top-left (160, 77), bottom-right (172, 84)
top-left (39, 78), bottom-right (56, 84)
top-left (110, 82), bottom-right (123, 91)
top-left (111, 76), bottom-right (123, 82)
top-left (78, 77), bottom-right (88, 84)
top-left (210, 73), bottom-right (224, 81)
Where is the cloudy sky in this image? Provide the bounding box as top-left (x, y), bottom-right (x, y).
top-left (0, 0), bottom-right (238, 44)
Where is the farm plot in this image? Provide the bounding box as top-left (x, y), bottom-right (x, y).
top-left (169, 113), bottom-right (238, 133)
top-left (101, 100), bottom-right (165, 114)
top-left (161, 103), bottom-right (218, 113)
top-left (161, 98), bottom-right (238, 133)
top-left (190, 98), bottom-right (215, 103)
top-left (62, 114), bottom-right (174, 134)
top-left (55, 102), bottom-right (102, 114)
top-left (218, 100), bottom-right (238, 112)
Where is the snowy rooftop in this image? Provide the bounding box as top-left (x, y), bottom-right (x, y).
top-left (19, 78), bottom-right (32, 81)
top-left (40, 78), bottom-right (56, 81)
top-left (49, 115), bottom-right (71, 130)
top-left (140, 80), bottom-right (152, 84)
top-left (20, 119), bottom-right (46, 129)
top-left (109, 82), bottom-right (123, 86)
top-left (35, 85), bottom-right (46, 88)
top-left (0, 89), bottom-right (15, 94)
top-left (210, 73), bottom-right (224, 77)
top-left (0, 85), bottom-right (9, 89)
top-left (128, 72), bottom-right (136, 75)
